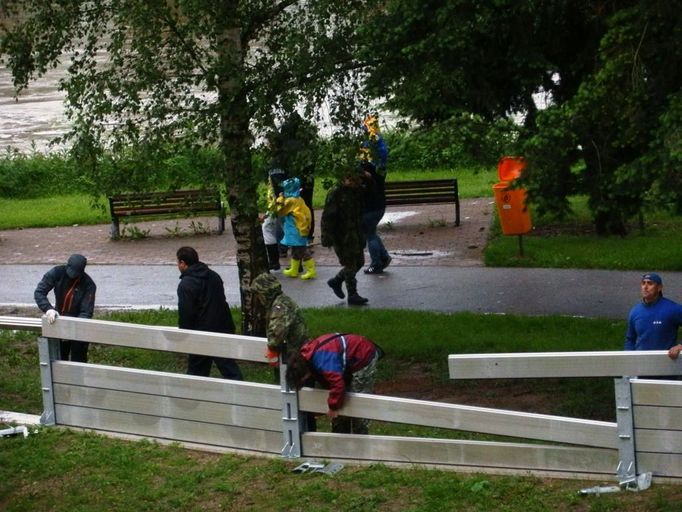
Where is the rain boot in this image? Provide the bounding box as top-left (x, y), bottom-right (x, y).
top-left (347, 281), bottom-right (368, 306)
top-left (347, 292), bottom-right (369, 306)
top-left (282, 259), bottom-right (301, 277)
top-left (299, 258), bottom-right (317, 280)
top-left (327, 274), bottom-right (345, 299)
top-left (265, 244), bottom-right (280, 271)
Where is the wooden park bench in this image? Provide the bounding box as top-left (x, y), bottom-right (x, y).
top-left (108, 189), bottom-right (226, 239)
top-left (384, 178), bottom-right (460, 226)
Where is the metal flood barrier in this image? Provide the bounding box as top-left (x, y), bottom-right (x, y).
top-left (1, 315), bottom-right (681, 483)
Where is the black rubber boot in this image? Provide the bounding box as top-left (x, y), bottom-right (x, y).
top-left (266, 244), bottom-right (280, 271)
top-left (347, 292), bottom-right (369, 306)
top-left (327, 275), bottom-right (345, 299)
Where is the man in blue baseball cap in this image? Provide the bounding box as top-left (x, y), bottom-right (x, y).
top-left (624, 272), bottom-right (682, 360)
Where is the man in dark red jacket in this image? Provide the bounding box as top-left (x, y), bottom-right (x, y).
top-left (286, 333), bottom-right (380, 434)
top-left (177, 246), bottom-right (242, 380)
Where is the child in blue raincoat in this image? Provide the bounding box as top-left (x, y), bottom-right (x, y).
top-left (276, 177), bottom-right (316, 280)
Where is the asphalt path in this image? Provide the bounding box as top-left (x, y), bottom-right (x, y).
top-left (3, 264), bottom-right (682, 319)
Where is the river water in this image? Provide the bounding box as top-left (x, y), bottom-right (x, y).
top-left (0, 58), bottom-right (72, 153)
top-left (0, 55), bottom-right (400, 154)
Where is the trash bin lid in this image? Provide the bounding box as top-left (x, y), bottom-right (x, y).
top-left (498, 156), bottom-right (527, 181)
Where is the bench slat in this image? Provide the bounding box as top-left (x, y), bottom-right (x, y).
top-left (384, 179), bottom-right (460, 226)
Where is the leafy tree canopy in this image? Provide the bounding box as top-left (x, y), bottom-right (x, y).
top-left (360, 0), bottom-right (681, 234)
top-left (0, 0), bottom-right (375, 331)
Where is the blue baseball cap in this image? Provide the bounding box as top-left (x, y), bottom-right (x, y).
top-left (642, 272), bottom-right (662, 285)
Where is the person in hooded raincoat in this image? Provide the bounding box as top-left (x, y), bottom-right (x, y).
top-left (276, 177), bottom-right (316, 280)
top-left (251, 272), bottom-right (309, 357)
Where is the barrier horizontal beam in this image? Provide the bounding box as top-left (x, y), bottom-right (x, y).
top-left (0, 315), bottom-right (41, 332)
top-left (42, 316), bottom-right (269, 363)
top-left (56, 405), bottom-right (282, 454)
top-left (302, 432), bottom-right (617, 475)
top-left (298, 388), bottom-right (616, 448)
top-left (635, 428), bottom-right (682, 454)
top-left (0, 410), bottom-right (41, 425)
top-left (52, 362), bottom-right (281, 410)
top-left (639, 452), bottom-right (682, 478)
top-left (448, 351), bottom-right (682, 379)
top-left (54, 384), bottom-right (282, 432)
top-left (634, 405), bottom-right (682, 431)
top-left (632, 379), bottom-right (682, 407)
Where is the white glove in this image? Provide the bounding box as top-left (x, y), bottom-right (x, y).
top-left (45, 309), bottom-right (59, 324)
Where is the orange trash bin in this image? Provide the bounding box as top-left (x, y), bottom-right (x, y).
top-left (493, 156), bottom-right (532, 236)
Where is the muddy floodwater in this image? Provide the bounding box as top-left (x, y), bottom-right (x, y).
top-left (0, 55), bottom-right (396, 154)
top-left (0, 58), bottom-right (72, 153)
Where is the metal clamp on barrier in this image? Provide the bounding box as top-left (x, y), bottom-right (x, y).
top-left (0, 425), bottom-right (29, 438)
top-left (292, 460), bottom-right (344, 475)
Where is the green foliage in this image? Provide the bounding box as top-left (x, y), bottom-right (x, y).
top-left (359, 0), bottom-right (575, 124)
top-left (81, 145), bottom-right (227, 197)
top-left (0, 148), bottom-right (86, 198)
top-left (644, 92), bottom-right (682, 214)
top-left (519, 3), bottom-right (682, 234)
top-left (314, 133), bottom-right (367, 183)
top-left (0, 0), bottom-right (378, 334)
top-left (0, 145), bottom-right (227, 200)
top-left (385, 115), bottom-right (520, 170)
top-left (360, 1), bottom-right (682, 235)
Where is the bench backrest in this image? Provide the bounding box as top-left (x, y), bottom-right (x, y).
top-left (384, 179), bottom-right (458, 206)
top-left (109, 189), bottom-right (222, 217)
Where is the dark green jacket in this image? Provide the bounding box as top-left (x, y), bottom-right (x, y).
top-left (321, 184), bottom-right (366, 252)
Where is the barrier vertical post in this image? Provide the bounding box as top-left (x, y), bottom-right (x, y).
top-left (279, 344), bottom-right (303, 458)
top-left (38, 336), bottom-right (60, 426)
top-left (615, 376), bottom-right (637, 482)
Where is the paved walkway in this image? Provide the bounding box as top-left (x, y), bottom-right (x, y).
top-left (1, 200), bottom-right (681, 319)
top-left (3, 263), bottom-right (682, 319)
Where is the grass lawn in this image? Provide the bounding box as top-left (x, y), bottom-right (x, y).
top-left (0, 167), bottom-right (496, 231)
top-left (485, 197), bottom-right (682, 271)
top-left (0, 194), bottom-right (109, 230)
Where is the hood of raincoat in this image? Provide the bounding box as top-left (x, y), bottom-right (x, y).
top-left (282, 177), bottom-right (301, 198)
top-left (251, 272), bottom-right (283, 307)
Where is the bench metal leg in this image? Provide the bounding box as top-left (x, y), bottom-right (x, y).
top-left (454, 180), bottom-right (461, 227)
top-left (218, 209), bottom-right (226, 235)
top-left (110, 219), bottom-right (120, 240)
